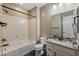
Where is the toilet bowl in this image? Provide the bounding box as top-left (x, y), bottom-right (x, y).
top-left (35, 37), bottom-right (46, 56)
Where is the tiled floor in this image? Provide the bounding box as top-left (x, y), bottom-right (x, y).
top-left (24, 50), bottom-right (46, 56)
top-left (24, 50), bottom-right (35, 56)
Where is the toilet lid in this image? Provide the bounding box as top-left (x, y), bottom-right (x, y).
top-left (35, 44), bottom-right (43, 49)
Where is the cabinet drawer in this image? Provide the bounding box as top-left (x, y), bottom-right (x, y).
top-left (55, 50), bottom-right (69, 56)
top-left (46, 42), bottom-right (54, 52)
top-left (47, 47), bottom-right (54, 56)
top-left (46, 42), bottom-right (54, 56)
top-left (54, 44), bottom-right (76, 56)
top-left (46, 42), bottom-right (53, 47)
top-left (47, 47), bottom-right (53, 52)
top-left (56, 52), bottom-right (66, 56)
top-left (76, 51), bottom-right (79, 56)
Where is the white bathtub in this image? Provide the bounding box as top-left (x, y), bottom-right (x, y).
top-left (3, 40), bottom-right (36, 56)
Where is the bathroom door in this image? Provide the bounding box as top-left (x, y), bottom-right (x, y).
top-left (63, 15), bottom-right (74, 38)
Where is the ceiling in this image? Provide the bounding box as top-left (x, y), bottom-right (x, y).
top-left (16, 3), bottom-right (46, 10)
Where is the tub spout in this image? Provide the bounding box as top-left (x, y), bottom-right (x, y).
top-left (3, 44), bottom-right (9, 47)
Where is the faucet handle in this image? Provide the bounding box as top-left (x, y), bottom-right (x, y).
top-left (3, 44), bottom-right (9, 47)
top-left (0, 22), bottom-right (7, 27)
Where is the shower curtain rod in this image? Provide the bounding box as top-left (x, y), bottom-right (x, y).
top-left (1, 5), bottom-right (37, 18)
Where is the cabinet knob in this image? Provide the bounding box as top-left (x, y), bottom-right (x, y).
top-left (48, 48), bottom-right (51, 51)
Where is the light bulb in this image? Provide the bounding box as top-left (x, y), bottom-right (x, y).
top-left (59, 3), bottom-right (63, 7)
top-left (20, 3), bottom-right (24, 5)
top-left (53, 5), bottom-right (56, 9)
top-left (20, 20), bottom-right (25, 23)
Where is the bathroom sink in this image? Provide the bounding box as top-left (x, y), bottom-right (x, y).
top-left (58, 37), bottom-right (65, 41)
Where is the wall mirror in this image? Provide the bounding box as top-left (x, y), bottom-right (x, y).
top-left (50, 10), bottom-right (77, 40)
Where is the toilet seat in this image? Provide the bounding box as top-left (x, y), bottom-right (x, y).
top-left (35, 44), bottom-right (44, 50)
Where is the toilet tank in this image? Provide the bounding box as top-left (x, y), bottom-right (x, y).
top-left (40, 37), bottom-right (46, 44)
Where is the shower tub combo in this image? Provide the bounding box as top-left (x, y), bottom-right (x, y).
top-left (3, 41), bottom-right (36, 56)
top-left (0, 14), bottom-right (36, 56)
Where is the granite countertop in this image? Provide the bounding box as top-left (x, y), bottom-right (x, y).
top-left (46, 38), bottom-right (78, 50)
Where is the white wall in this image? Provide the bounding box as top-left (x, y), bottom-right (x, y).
top-left (37, 6), bottom-right (40, 41)
top-left (29, 18), bottom-right (37, 41)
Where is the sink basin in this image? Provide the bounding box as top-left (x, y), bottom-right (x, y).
top-left (58, 37), bottom-right (65, 41)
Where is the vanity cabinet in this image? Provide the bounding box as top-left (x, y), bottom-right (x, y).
top-left (46, 42), bottom-right (55, 56)
top-left (46, 41), bottom-right (77, 56)
top-left (53, 44), bottom-right (76, 56)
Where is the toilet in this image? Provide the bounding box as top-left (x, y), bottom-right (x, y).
top-left (34, 37), bottom-right (46, 56)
